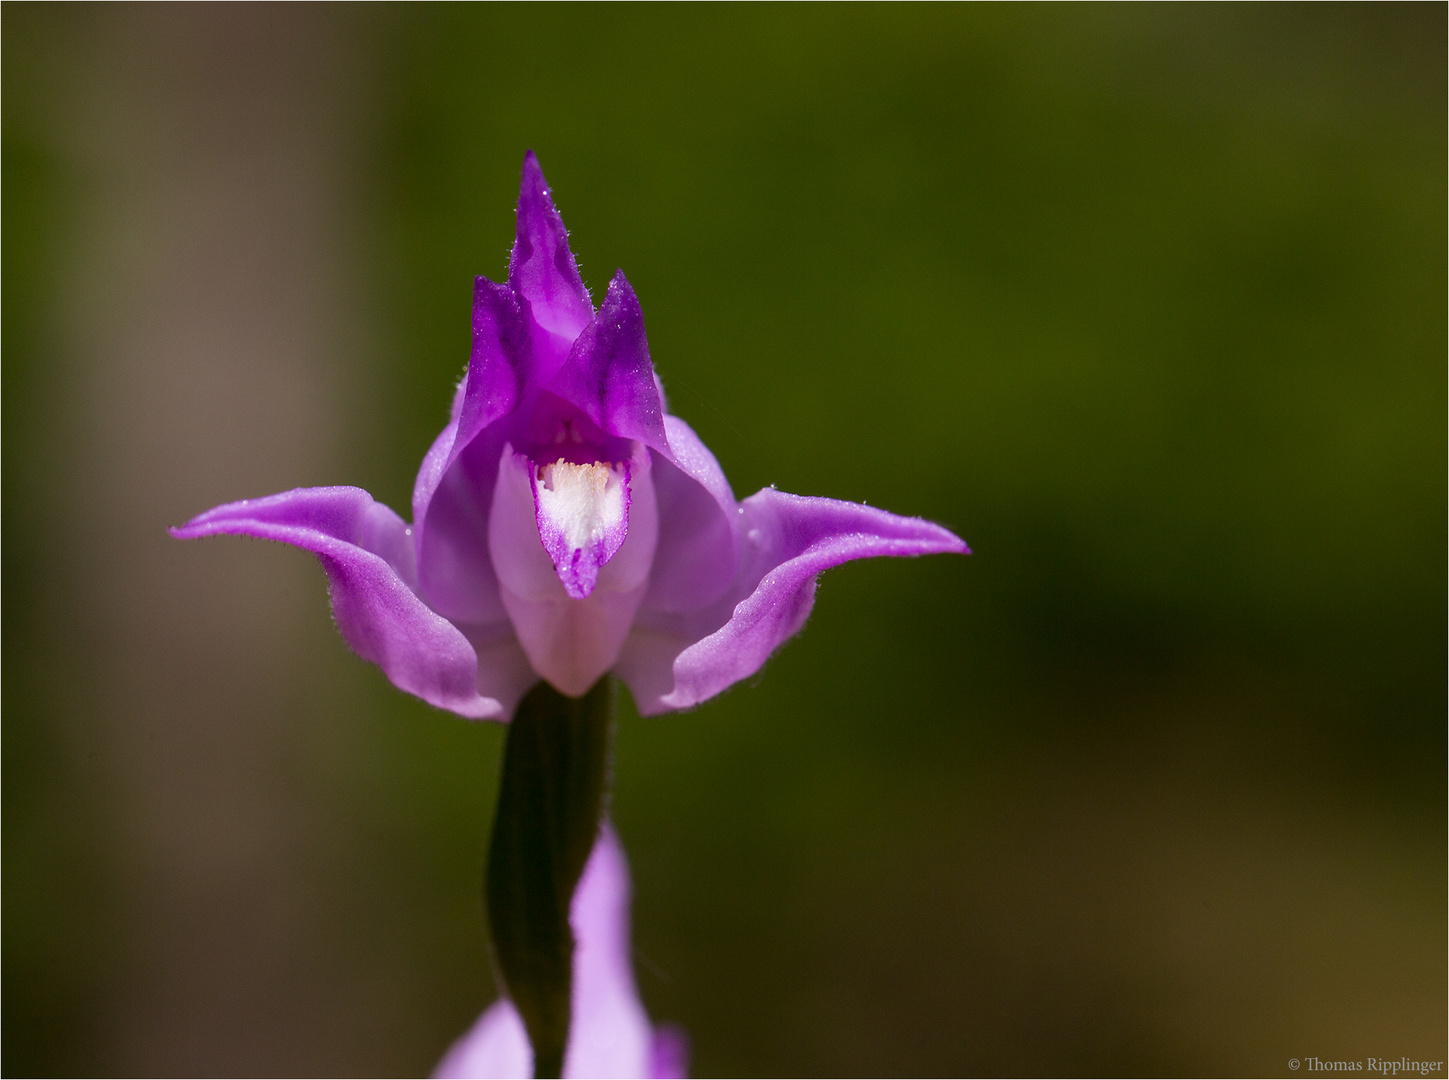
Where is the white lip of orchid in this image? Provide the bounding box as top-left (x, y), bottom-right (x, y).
top-left (489, 442), bottom-right (658, 697)
top-left (534, 458), bottom-right (627, 568)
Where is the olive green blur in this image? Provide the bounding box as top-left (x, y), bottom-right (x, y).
top-left (4, 5), bottom-right (1444, 1077)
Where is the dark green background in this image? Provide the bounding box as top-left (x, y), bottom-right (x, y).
top-left (5, 5), bottom-right (1444, 1076)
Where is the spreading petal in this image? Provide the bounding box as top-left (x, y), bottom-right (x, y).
top-left (433, 824), bottom-right (684, 1080)
top-left (509, 151), bottom-right (594, 378)
top-left (171, 487), bottom-right (524, 720)
top-left (618, 489), bottom-right (969, 715)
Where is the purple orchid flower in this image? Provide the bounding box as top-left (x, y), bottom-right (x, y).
top-left (173, 152), bottom-right (968, 719)
top-left (433, 823), bottom-right (686, 1080)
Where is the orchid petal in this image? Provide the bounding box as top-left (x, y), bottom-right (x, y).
top-left (433, 824), bottom-right (674, 1080)
top-left (648, 1029), bottom-right (690, 1080)
top-left (175, 151), bottom-right (970, 727)
top-left (411, 280), bottom-right (533, 623)
top-left (562, 824), bottom-right (656, 1079)
top-left (416, 425), bottom-right (512, 624)
top-left (490, 446), bottom-right (657, 697)
top-left (546, 271), bottom-right (668, 451)
top-left (433, 1002), bottom-right (529, 1080)
top-left (171, 487), bottom-right (514, 720)
top-left (618, 489), bottom-right (969, 715)
top-left (510, 151), bottom-right (593, 378)
top-left (489, 446), bottom-right (575, 604)
top-left (533, 457), bottom-right (631, 600)
top-left (547, 278), bottom-right (734, 611)
top-left (644, 416), bottom-right (738, 612)
top-left (460, 276), bottom-right (533, 451)
top-left (412, 407), bottom-right (463, 532)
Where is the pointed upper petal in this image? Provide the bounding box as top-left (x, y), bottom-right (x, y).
top-left (408, 279), bottom-right (535, 625)
top-left (618, 489), bottom-right (968, 715)
top-left (546, 271), bottom-right (668, 450)
top-left (413, 279), bottom-right (529, 579)
top-left (546, 278), bottom-right (736, 611)
top-left (459, 276), bottom-right (534, 452)
top-left (171, 487), bottom-right (512, 720)
top-left (509, 151), bottom-right (593, 375)
top-left (418, 154), bottom-right (590, 586)
top-left (432, 824), bottom-right (664, 1080)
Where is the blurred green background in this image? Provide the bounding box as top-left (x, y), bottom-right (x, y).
top-left (4, 5), bottom-right (1444, 1077)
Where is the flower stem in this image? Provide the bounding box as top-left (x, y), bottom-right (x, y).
top-left (485, 676), bottom-right (615, 1080)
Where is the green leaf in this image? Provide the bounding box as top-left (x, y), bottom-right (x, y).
top-left (485, 676), bottom-right (615, 1080)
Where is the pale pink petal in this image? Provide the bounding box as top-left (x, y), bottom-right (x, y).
top-left (417, 429), bottom-right (512, 624)
top-left (562, 825), bottom-right (654, 1079)
top-left (433, 1000), bottom-right (531, 1080)
top-left (619, 488), bottom-right (969, 715)
top-left (171, 487), bottom-right (509, 720)
top-left (489, 445), bottom-right (657, 697)
top-left (643, 416), bottom-right (738, 613)
top-left (434, 825), bottom-right (676, 1080)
